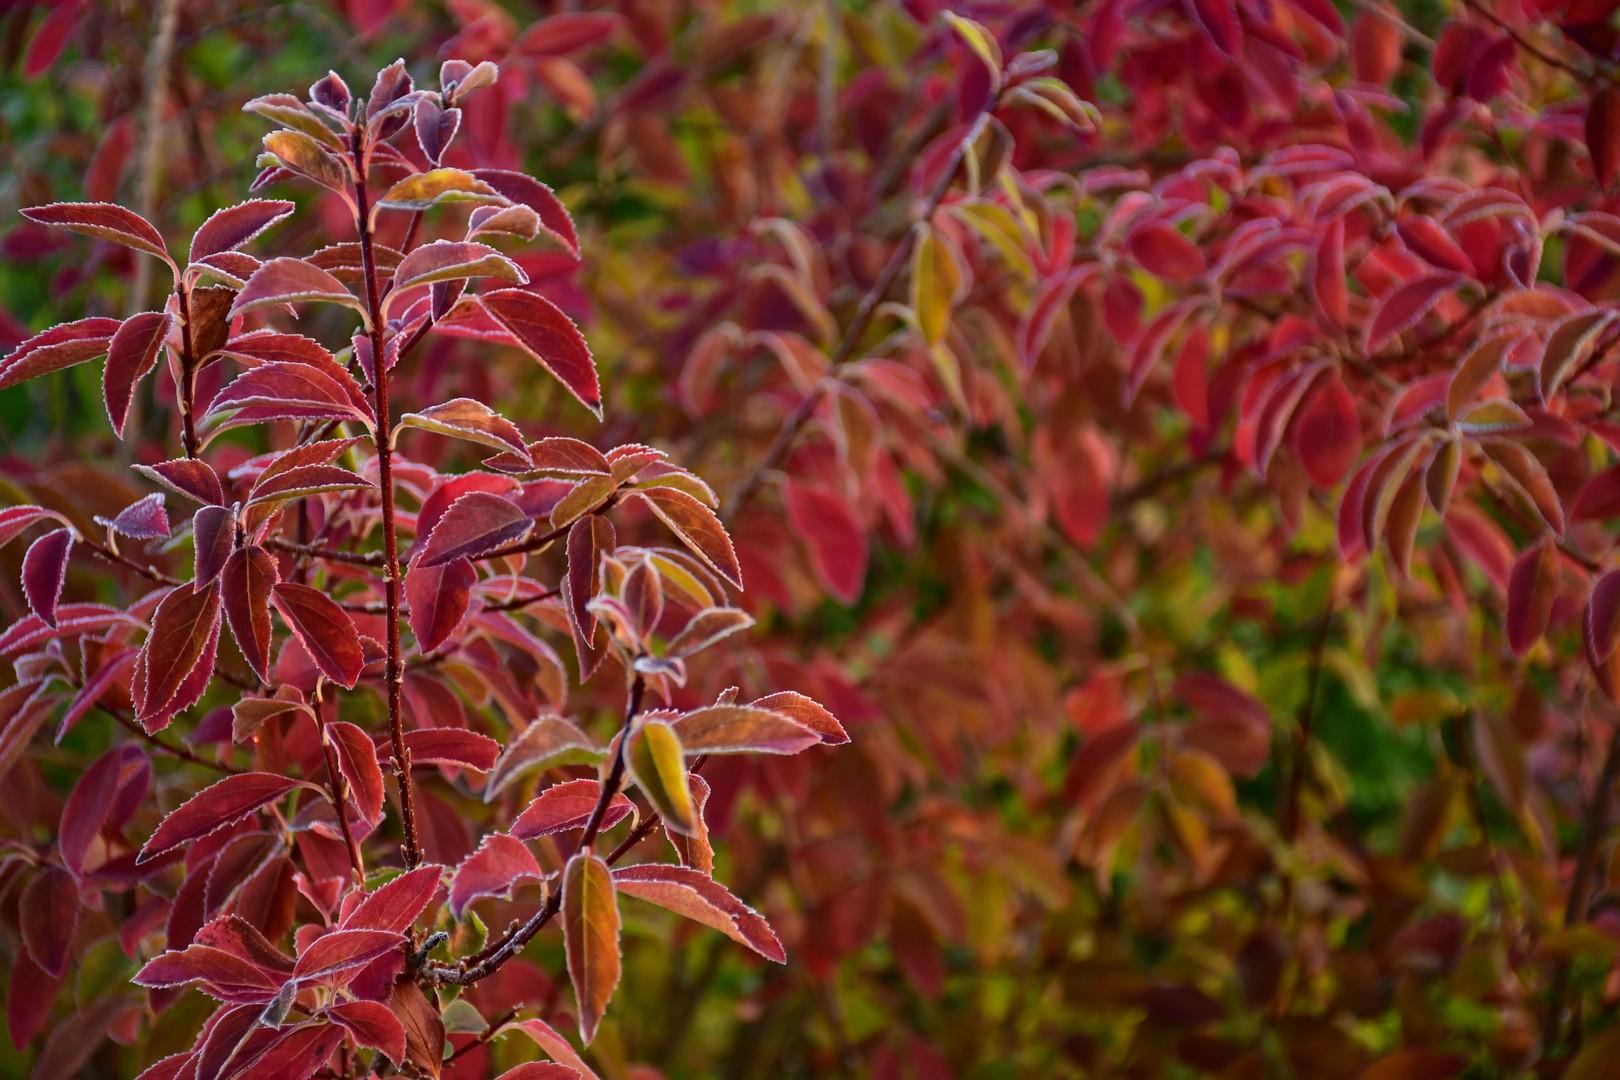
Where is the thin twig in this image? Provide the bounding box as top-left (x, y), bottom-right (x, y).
top-left (110, 709), bottom-right (239, 774)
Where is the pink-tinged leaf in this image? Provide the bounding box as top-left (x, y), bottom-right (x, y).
top-left (1294, 373), bottom-right (1361, 488)
top-left (635, 487), bottom-right (743, 590)
top-left (1128, 222), bottom-right (1206, 282)
top-left (60, 744), bottom-right (145, 875)
top-left (193, 505), bottom-right (235, 587)
top-left (672, 704), bottom-right (820, 755)
top-left (477, 289), bottom-right (599, 416)
top-left (418, 491), bottom-right (531, 567)
top-left (232, 692), bottom-right (313, 743)
top-left (231, 1022), bottom-right (346, 1080)
top-left (137, 579), bottom-right (222, 724)
top-left (1540, 309), bottom-right (1616, 401)
top-left (138, 773), bottom-right (318, 863)
top-left (471, 170), bottom-right (580, 255)
top-left (1396, 217), bottom-right (1474, 276)
top-left (551, 474), bottom-right (616, 530)
top-left (7, 950), bottom-right (61, 1049)
top-left (782, 480), bottom-right (865, 604)
top-left (401, 398), bottom-right (532, 461)
top-left (205, 361), bottom-right (376, 431)
top-left (449, 833), bottom-right (541, 917)
top-left (20, 867), bottom-right (80, 978)
top-left (23, 0), bottom-right (81, 78)
top-left (1310, 217), bottom-right (1348, 329)
top-left (515, 11), bottom-right (621, 55)
top-left (0, 317), bottom-right (120, 389)
top-left (1351, 11), bottom-right (1402, 84)
top-left (667, 607), bottom-right (755, 658)
top-left (1587, 570), bottom-right (1620, 667)
top-left (22, 528), bottom-right (73, 627)
top-left (612, 864), bottom-right (784, 963)
top-left (0, 604), bottom-right (138, 657)
top-left (1016, 265), bottom-right (1092, 368)
top-left (1447, 331), bottom-right (1522, 421)
top-left (228, 257), bottom-right (365, 321)
top-left (1364, 272), bottom-right (1461, 354)
top-left (1590, 85), bottom-right (1620, 189)
top-left (750, 690), bottom-right (849, 745)
top-left (247, 464), bottom-right (371, 506)
top-left (565, 514), bottom-right (615, 681)
top-left (189, 200), bottom-right (296, 263)
top-left (20, 202), bottom-right (175, 272)
top-left (293, 928), bottom-right (404, 982)
top-left (562, 852), bottom-right (619, 1046)
top-left (0, 505), bottom-right (69, 548)
top-left (223, 546), bottom-right (278, 683)
top-left (272, 582), bottom-right (364, 688)
top-left (485, 717), bottom-right (603, 802)
top-left (102, 492), bottom-right (170, 540)
top-left (1127, 301), bottom-right (1198, 406)
top-left (326, 1000), bottom-right (406, 1063)
top-left (135, 458), bottom-right (225, 506)
top-left (400, 728), bottom-right (501, 771)
top-left (512, 778), bottom-right (634, 840)
top-left (134, 944), bottom-right (282, 1002)
top-left (327, 721), bottom-right (385, 826)
top-left (492, 1066), bottom-right (582, 1080)
top-left (406, 557), bottom-right (475, 653)
top-left (1506, 541), bottom-right (1560, 657)
top-left (103, 311), bottom-right (173, 437)
top-left (342, 864), bottom-right (445, 933)
top-left (505, 1018), bottom-right (600, 1080)
top-left (390, 240), bottom-right (527, 296)
top-left (1185, 0), bottom-right (1242, 54)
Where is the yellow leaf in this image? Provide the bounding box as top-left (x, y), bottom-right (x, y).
top-left (913, 226), bottom-right (964, 346)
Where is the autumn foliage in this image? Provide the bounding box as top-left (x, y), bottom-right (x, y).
top-left (13, 0), bottom-right (1620, 1076)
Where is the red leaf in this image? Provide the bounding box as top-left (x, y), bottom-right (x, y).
top-left (782, 479), bottom-right (866, 605)
top-left (103, 311), bottom-right (173, 437)
top-left (476, 289), bottom-right (599, 416)
top-left (1589, 85), bottom-right (1620, 189)
top-left (1506, 541), bottom-right (1559, 656)
top-left (493, 1066), bottom-right (583, 1080)
top-left (342, 864), bottom-right (445, 933)
top-left (272, 582), bottom-right (365, 688)
top-left (751, 690), bottom-right (850, 745)
top-left (449, 833), bottom-right (541, 917)
top-left (138, 773), bottom-right (318, 863)
top-left (1310, 218), bottom-right (1348, 329)
top-left (511, 778), bottom-right (634, 840)
top-left (247, 464), bottom-right (371, 507)
top-left (389, 977), bottom-right (446, 1079)
top-left (193, 505), bottom-right (235, 587)
top-left (135, 458), bottom-right (225, 506)
top-left (471, 170), bottom-right (580, 256)
top-left (0, 604), bottom-right (140, 657)
top-left (1185, 0), bottom-right (1242, 55)
top-left (400, 728), bottom-right (501, 771)
top-left (1587, 569), bottom-right (1620, 667)
top-left (417, 491), bottom-right (531, 567)
top-left (293, 928), bottom-right (404, 982)
top-left (60, 744), bottom-right (145, 876)
top-left (1016, 266), bottom-right (1092, 368)
top-left (20, 867), bottom-right (80, 978)
top-left (390, 240), bottom-right (527, 296)
top-left (1364, 272), bottom-right (1461, 354)
top-left (1128, 222), bottom-right (1206, 282)
top-left (506, 1018), bottom-right (599, 1080)
top-left (231, 1022), bottom-right (346, 1080)
top-left (137, 579), bottom-right (223, 727)
top-left (22, 527), bottom-right (72, 627)
top-left (228, 256), bottom-right (363, 320)
top-left (1172, 322), bottom-right (1210, 427)
top-left (7, 950), bottom-right (62, 1049)
top-left (0, 505), bottom-right (69, 548)
top-left (612, 863), bottom-right (785, 963)
top-left (672, 704), bottom-right (821, 755)
top-left (133, 944), bottom-right (282, 1002)
top-left (205, 361), bottom-right (376, 431)
top-left (514, 11), bottom-right (622, 56)
top-left (20, 202), bottom-right (174, 271)
top-left (223, 546), bottom-right (278, 683)
top-left (326, 1000), bottom-right (406, 1063)
top-left (1351, 11), bottom-right (1402, 85)
top-left (23, 0), bottom-right (82, 78)
top-left (562, 852), bottom-right (619, 1045)
top-left (1575, 465), bottom-right (1620, 520)
top-left (405, 558), bottom-right (475, 654)
top-left (327, 721), bottom-right (386, 826)
top-left (189, 200), bottom-right (296, 264)
top-left (1396, 217), bottom-right (1474, 276)
top-left (634, 487), bottom-right (743, 590)
top-left (0, 317), bottom-right (120, 389)
top-left (1294, 373), bottom-right (1361, 487)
